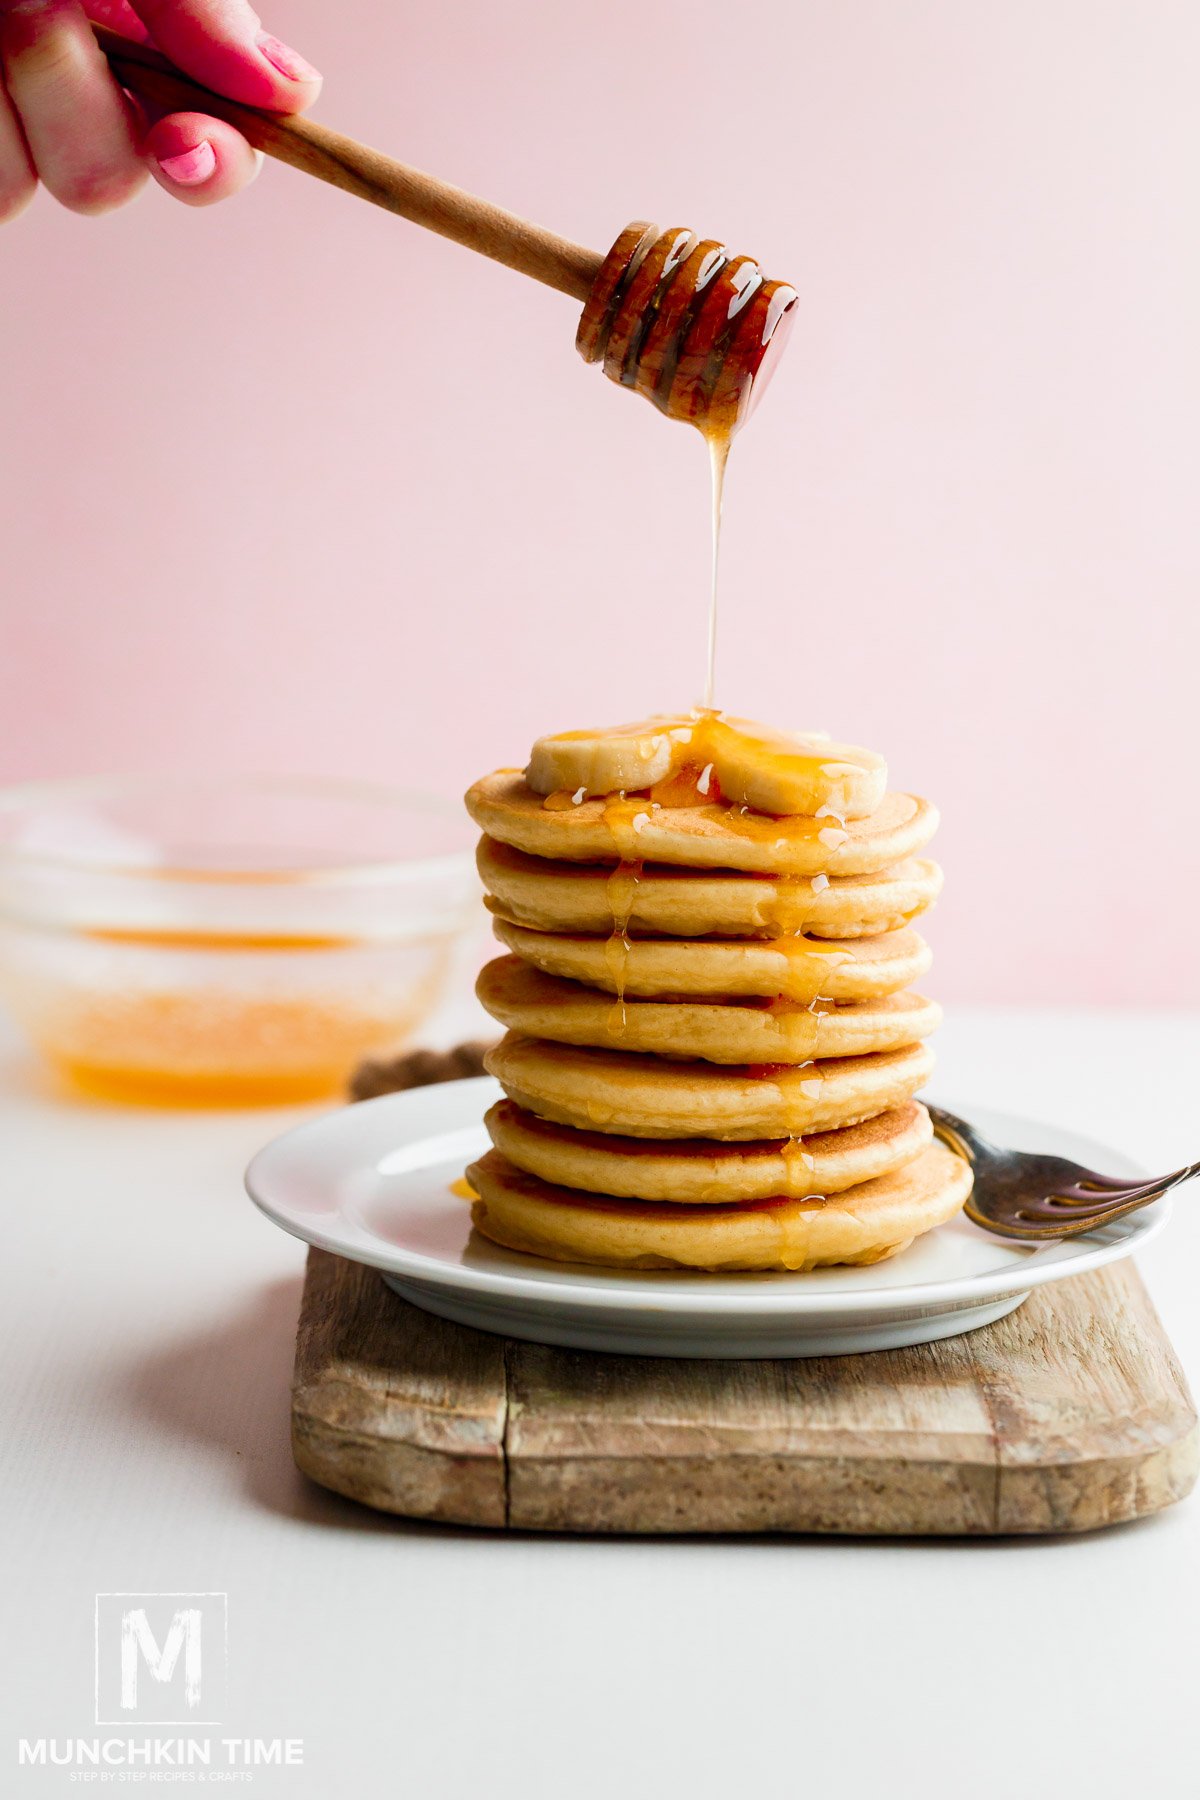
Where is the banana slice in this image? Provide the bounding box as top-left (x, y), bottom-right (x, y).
top-left (527, 718), bottom-right (688, 797)
top-left (526, 712), bottom-right (886, 820)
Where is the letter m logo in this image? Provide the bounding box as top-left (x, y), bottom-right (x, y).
top-left (121, 1607), bottom-right (202, 1709)
top-left (95, 1594), bottom-right (228, 1725)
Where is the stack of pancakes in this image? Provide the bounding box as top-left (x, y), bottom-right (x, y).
top-left (462, 717), bottom-right (971, 1271)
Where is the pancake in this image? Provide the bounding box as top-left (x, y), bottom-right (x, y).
top-left (477, 956), bottom-right (941, 1064)
top-left (466, 773), bottom-right (938, 876)
top-left (477, 838), bottom-right (943, 939)
top-left (464, 709), bottom-right (960, 1276)
top-left (485, 1098), bottom-right (934, 1202)
top-left (491, 916), bottom-right (931, 1002)
top-left (485, 1033), bottom-right (936, 1139)
top-left (465, 1141), bottom-right (972, 1271)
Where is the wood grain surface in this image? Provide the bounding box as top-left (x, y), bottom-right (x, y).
top-left (292, 1251), bottom-right (1197, 1535)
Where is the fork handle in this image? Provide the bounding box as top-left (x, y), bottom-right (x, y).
top-left (925, 1104), bottom-right (990, 1165)
top-left (92, 23), bottom-right (603, 302)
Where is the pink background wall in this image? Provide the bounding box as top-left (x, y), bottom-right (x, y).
top-left (3, 1), bottom-right (1198, 1004)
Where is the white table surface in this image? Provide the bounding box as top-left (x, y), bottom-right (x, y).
top-left (4, 1002), bottom-right (1199, 1800)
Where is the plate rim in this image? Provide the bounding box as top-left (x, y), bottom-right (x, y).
top-left (244, 1076), bottom-right (1170, 1317)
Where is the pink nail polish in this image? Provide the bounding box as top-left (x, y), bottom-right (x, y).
top-left (3, 1), bottom-right (63, 19)
top-left (255, 31), bottom-right (321, 82)
top-left (0, 0), bottom-right (64, 41)
top-left (156, 141), bottom-right (217, 187)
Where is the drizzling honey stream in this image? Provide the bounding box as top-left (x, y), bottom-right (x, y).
top-left (706, 433), bottom-right (730, 709)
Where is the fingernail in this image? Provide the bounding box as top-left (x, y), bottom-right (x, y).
top-left (156, 141), bottom-right (217, 186)
top-left (255, 30), bottom-right (321, 82)
top-left (0, 0), bottom-right (62, 44)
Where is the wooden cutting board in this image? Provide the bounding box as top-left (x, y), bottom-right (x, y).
top-left (291, 1249), bottom-right (1197, 1535)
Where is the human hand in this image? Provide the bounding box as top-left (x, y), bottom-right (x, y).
top-left (0, 0), bottom-right (321, 220)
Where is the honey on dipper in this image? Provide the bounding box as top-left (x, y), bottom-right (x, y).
top-left (577, 226), bottom-right (797, 703)
top-left (461, 716), bottom-right (971, 1272)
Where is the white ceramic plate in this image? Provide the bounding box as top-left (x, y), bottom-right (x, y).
top-left (245, 1077), bottom-right (1169, 1358)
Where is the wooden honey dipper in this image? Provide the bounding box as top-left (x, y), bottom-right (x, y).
top-left (93, 24), bottom-right (797, 439)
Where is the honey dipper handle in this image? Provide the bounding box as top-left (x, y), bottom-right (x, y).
top-left (92, 24), bottom-right (603, 302)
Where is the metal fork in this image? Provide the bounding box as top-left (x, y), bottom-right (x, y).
top-left (927, 1104), bottom-right (1200, 1242)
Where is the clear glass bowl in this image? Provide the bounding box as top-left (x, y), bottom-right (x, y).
top-left (0, 774), bottom-right (480, 1105)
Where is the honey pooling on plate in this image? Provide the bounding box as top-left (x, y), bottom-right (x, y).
top-left (461, 714), bottom-right (972, 1270)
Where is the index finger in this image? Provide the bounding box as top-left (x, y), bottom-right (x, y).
top-left (125, 0), bottom-right (320, 112)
